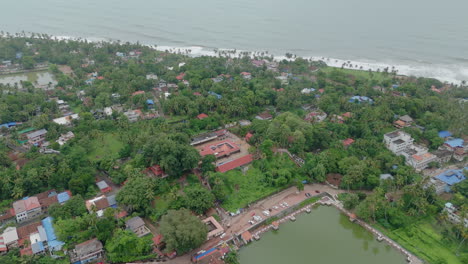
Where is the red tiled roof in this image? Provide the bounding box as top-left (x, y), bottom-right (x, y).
top-left (25, 197), bottom-right (41, 211)
top-left (197, 113), bottom-right (209, 120)
top-left (342, 138), bottom-right (355, 147)
top-left (152, 234), bottom-right (163, 245)
top-left (97, 76), bottom-right (104, 80)
top-left (147, 165), bottom-right (167, 177)
top-left (199, 140), bottom-right (240, 158)
top-left (94, 198), bottom-right (110, 210)
top-left (240, 72), bottom-right (251, 76)
top-left (318, 88), bottom-right (325, 93)
top-left (132, 91), bottom-right (145, 96)
top-left (20, 247), bottom-right (33, 256)
top-left (116, 210), bottom-right (128, 219)
top-left (216, 154), bottom-right (253, 173)
top-left (193, 92), bottom-right (202, 96)
top-left (176, 73), bottom-right (186, 80)
top-left (342, 112), bottom-right (352, 118)
top-left (17, 222), bottom-right (42, 239)
top-left (39, 196), bottom-right (58, 208)
top-left (245, 132), bottom-right (253, 142)
top-left (241, 231), bottom-right (252, 242)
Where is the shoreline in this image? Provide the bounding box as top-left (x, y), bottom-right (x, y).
top-left (1, 32), bottom-right (465, 85)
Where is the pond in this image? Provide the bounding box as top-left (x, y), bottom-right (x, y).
top-left (0, 71), bottom-right (57, 89)
top-left (239, 206), bottom-right (406, 264)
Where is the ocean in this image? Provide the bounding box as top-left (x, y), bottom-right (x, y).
top-left (2, 0), bottom-right (468, 83)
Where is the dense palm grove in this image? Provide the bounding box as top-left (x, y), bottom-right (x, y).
top-left (0, 36), bottom-right (466, 264)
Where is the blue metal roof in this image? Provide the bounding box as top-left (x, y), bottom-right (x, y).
top-left (31, 242), bottom-right (45, 254)
top-left (57, 192), bottom-right (70, 204)
top-left (445, 138), bottom-right (464, 148)
top-left (41, 217), bottom-right (64, 251)
top-left (208, 91), bottom-right (222, 99)
top-left (146, 99), bottom-right (154, 105)
top-left (349, 96), bottom-right (373, 104)
top-left (195, 247), bottom-right (217, 260)
top-left (436, 168), bottom-right (467, 186)
top-left (438, 131), bottom-right (452, 138)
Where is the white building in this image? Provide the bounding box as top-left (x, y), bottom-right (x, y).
top-left (53, 114), bottom-right (79, 126)
top-left (406, 152), bottom-right (437, 171)
top-left (56, 131), bottom-right (75, 146)
top-left (383, 131), bottom-right (414, 155)
top-left (444, 203), bottom-right (468, 228)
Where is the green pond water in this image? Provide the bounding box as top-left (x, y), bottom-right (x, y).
top-left (0, 71), bottom-right (57, 88)
top-left (239, 206), bottom-right (406, 264)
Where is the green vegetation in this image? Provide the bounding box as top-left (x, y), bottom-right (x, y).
top-left (210, 155), bottom-right (298, 212)
top-left (159, 209), bottom-right (207, 254)
top-left (376, 219), bottom-right (464, 264)
top-left (0, 36), bottom-right (466, 263)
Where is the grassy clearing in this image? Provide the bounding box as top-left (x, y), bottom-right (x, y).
top-left (321, 67), bottom-right (392, 82)
top-left (87, 133), bottom-right (124, 161)
top-left (220, 155), bottom-right (298, 212)
top-left (375, 219), bottom-right (463, 264)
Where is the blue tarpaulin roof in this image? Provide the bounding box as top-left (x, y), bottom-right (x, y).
top-left (57, 192), bottom-right (70, 204)
top-left (146, 99), bottom-right (154, 105)
top-left (445, 138), bottom-right (464, 148)
top-left (41, 217), bottom-right (64, 251)
top-left (438, 131), bottom-right (452, 138)
top-left (436, 168), bottom-right (467, 186)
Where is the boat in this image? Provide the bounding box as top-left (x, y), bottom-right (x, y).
top-left (306, 208), bottom-right (311, 214)
top-left (290, 216), bottom-right (296, 221)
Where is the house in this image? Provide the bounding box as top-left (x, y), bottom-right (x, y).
top-left (0, 236), bottom-right (7, 254)
top-left (435, 168), bottom-right (467, 193)
top-left (106, 195), bottom-right (117, 208)
top-left (56, 131), bottom-right (75, 146)
top-left (216, 154), bottom-right (253, 173)
top-left (241, 231), bottom-right (253, 244)
top-left (124, 110), bottom-right (140, 122)
top-left (69, 238), bottom-right (104, 264)
top-left (453, 148), bottom-right (466, 161)
top-left (348, 96), bottom-right (373, 104)
top-left (202, 216), bottom-right (224, 239)
top-left (132, 90), bottom-right (145, 96)
top-left (432, 149), bottom-right (453, 164)
top-left (255, 111), bottom-right (273, 121)
top-left (252, 60), bottom-right (265, 67)
top-left (342, 138), bottom-right (355, 147)
top-left (96, 181), bottom-right (112, 193)
top-left (427, 178), bottom-right (447, 194)
top-left (304, 111), bottom-right (327, 122)
top-left (146, 74), bottom-right (158, 80)
top-left (146, 99), bottom-right (154, 108)
top-left (176, 72), bottom-right (186, 80)
top-left (13, 197), bottom-right (42, 223)
top-left (383, 131), bottom-right (414, 155)
top-left (191, 245), bottom-right (229, 264)
top-left (239, 120), bottom-right (252, 127)
top-left (438, 131), bottom-right (452, 139)
top-left (380, 174), bottom-right (394, 181)
top-left (145, 164), bottom-right (168, 178)
top-left (245, 132), bottom-right (253, 142)
top-left (394, 115), bottom-right (413, 128)
top-left (208, 91), bottom-right (222, 99)
top-left (190, 130), bottom-right (227, 146)
top-left (326, 173), bottom-right (343, 188)
top-left (125, 216), bottom-right (151, 237)
top-left (26, 129), bottom-right (47, 145)
top-left (197, 113), bottom-right (209, 120)
top-left (86, 196), bottom-right (110, 217)
top-left (406, 152), bottom-right (437, 171)
top-left (444, 203), bottom-right (468, 228)
top-left (0, 208), bottom-right (15, 225)
top-left (1, 227), bottom-right (18, 249)
top-left (41, 217), bottom-right (64, 252)
top-left (444, 138), bottom-right (464, 151)
top-left (240, 72), bottom-right (251, 79)
top-left (301, 88), bottom-right (315, 94)
top-left (199, 140), bottom-right (241, 159)
top-left (53, 114), bottom-right (79, 126)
